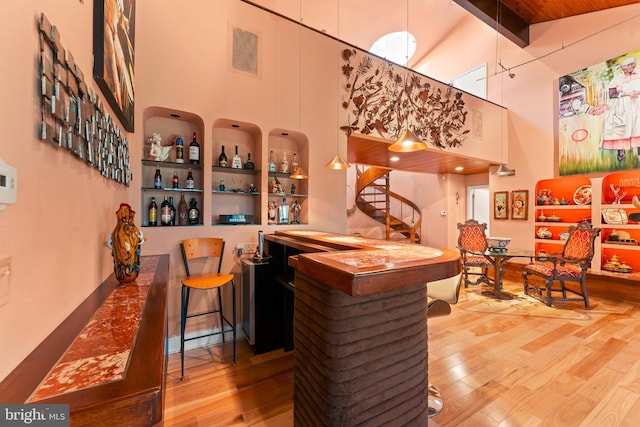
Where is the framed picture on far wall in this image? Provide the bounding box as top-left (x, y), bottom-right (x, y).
top-left (511, 190), bottom-right (529, 220)
top-left (494, 191), bottom-right (508, 220)
top-left (93, 0), bottom-right (136, 132)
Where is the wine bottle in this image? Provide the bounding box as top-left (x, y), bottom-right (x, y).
top-left (244, 153), bottom-right (255, 169)
top-left (172, 171), bottom-right (179, 188)
top-left (154, 166), bottom-right (162, 189)
top-left (160, 195), bottom-right (172, 226)
top-left (189, 132), bottom-right (200, 165)
top-left (231, 145), bottom-right (242, 169)
top-left (175, 136), bottom-right (184, 163)
top-left (291, 153), bottom-right (299, 173)
top-left (186, 168), bottom-right (194, 189)
top-left (268, 150), bottom-right (276, 172)
top-left (280, 152), bottom-right (289, 173)
top-left (188, 198), bottom-right (200, 224)
top-left (177, 193), bottom-right (188, 225)
top-left (148, 197), bottom-right (158, 226)
top-left (218, 145), bottom-right (228, 167)
top-left (169, 196), bottom-right (176, 225)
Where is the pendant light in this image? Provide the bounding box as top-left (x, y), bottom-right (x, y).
top-left (325, 0), bottom-right (350, 170)
top-left (492, 164), bottom-right (515, 176)
top-left (388, 0), bottom-right (427, 153)
top-left (291, 1), bottom-right (309, 180)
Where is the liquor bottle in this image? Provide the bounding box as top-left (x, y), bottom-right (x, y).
top-left (169, 196), bottom-right (176, 225)
top-left (177, 193), bottom-right (188, 225)
top-left (244, 153), bottom-right (255, 169)
top-left (186, 168), bottom-right (194, 189)
top-left (231, 145), bottom-right (242, 169)
top-left (280, 152), bottom-right (289, 173)
top-left (188, 198), bottom-right (200, 224)
top-left (148, 197), bottom-right (158, 226)
top-left (218, 145), bottom-right (228, 167)
top-left (268, 150), bottom-right (276, 172)
top-left (175, 136), bottom-right (184, 163)
top-left (278, 197), bottom-right (290, 224)
top-left (189, 132), bottom-right (200, 165)
top-left (160, 195), bottom-right (172, 226)
top-left (172, 171), bottom-right (179, 188)
top-left (291, 153), bottom-right (299, 173)
top-left (154, 166), bottom-right (162, 189)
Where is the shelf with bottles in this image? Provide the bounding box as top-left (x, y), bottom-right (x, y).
top-left (212, 119), bottom-right (262, 225)
top-left (143, 192), bottom-right (202, 228)
top-left (267, 196), bottom-right (307, 226)
top-left (141, 161), bottom-right (204, 193)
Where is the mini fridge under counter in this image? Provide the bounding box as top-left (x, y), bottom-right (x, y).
top-left (241, 258), bottom-right (284, 354)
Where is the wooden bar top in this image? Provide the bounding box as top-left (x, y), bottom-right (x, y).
top-left (270, 230), bottom-right (460, 296)
top-left (0, 255), bottom-right (170, 427)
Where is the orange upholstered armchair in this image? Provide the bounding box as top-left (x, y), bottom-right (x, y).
top-left (457, 219), bottom-right (494, 287)
top-left (523, 221), bottom-right (600, 308)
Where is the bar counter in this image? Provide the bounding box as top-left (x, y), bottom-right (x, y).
top-left (266, 231), bottom-right (460, 426)
top-left (0, 255), bottom-right (169, 427)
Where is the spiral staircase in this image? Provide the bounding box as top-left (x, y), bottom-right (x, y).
top-left (355, 165), bottom-right (422, 243)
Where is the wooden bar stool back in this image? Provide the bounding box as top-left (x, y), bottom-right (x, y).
top-left (180, 238), bottom-right (236, 380)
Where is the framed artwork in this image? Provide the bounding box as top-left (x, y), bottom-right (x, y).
top-left (511, 190), bottom-right (529, 220)
top-left (494, 191), bottom-right (508, 220)
top-left (93, 0), bottom-right (136, 132)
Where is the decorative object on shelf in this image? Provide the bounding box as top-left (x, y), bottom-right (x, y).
top-left (188, 198), bottom-right (199, 224)
top-left (268, 150), bottom-right (276, 172)
top-left (536, 249), bottom-right (549, 262)
top-left (536, 227), bottom-right (552, 239)
top-left (494, 191), bottom-right (508, 220)
top-left (573, 185), bottom-right (592, 205)
top-left (511, 190), bottom-right (529, 220)
top-left (547, 214), bottom-right (561, 222)
top-left (537, 189), bottom-right (552, 205)
top-left (189, 132), bottom-right (200, 165)
top-left (292, 200), bottom-right (301, 224)
top-left (39, 13), bottom-right (131, 186)
top-left (280, 152), bottom-right (289, 173)
top-left (609, 184), bottom-right (626, 204)
top-left (268, 201), bottom-right (277, 224)
top-left (154, 166), bottom-right (162, 189)
top-left (175, 136), bottom-right (184, 163)
top-left (177, 193), bottom-right (188, 225)
top-left (249, 183), bottom-right (256, 193)
top-left (148, 133), bottom-right (173, 162)
top-left (602, 208), bottom-right (628, 225)
top-left (290, 183), bottom-right (296, 195)
top-left (105, 203), bottom-right (146, 283)
top-left (559, 231), bottom-right (570, 240)
top-left (219, 180), bottom-right (225, 191)
top-left (232, 145), bottom-right (242, 169)
top-left (486, 237), bottom-right (511, 252)
top-left (602, 254), bottom-right (633, 273)
top-left (537, 212), bottom-right (546, 222)
top-left (278, 197), bottom-right (290, 224)
top-left (271, 176), bottom-right (284, 194)
top-left (244, 153), bottom-right (255, 169)
top-left (218, 145), bottom-right (228, 167)
top-left (606, 230), bottom-right (636, 245)
top-left (560, 197), bottom-right (568, 205)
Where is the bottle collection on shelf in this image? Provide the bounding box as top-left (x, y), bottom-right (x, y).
top-left (153, 165), bottom-right (196, 190)
top-left (268, 198), bottom-right (301, 225)
top-left (267, 150), bottom-right (300, 174)
top-left (148, 193), bottom-right (199, 226)
top-left (217, 145), bottom-right (256, 170)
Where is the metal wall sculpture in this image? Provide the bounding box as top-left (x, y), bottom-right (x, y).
top-left (340, 48), bottom-right (469, 149)
top-left (38, 13), bottom-right (131, 186)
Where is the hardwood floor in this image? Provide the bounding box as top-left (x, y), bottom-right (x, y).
top-left (164, 279), bottom-right (640, 426)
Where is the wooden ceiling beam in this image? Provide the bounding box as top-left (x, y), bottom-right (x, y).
top-left (453, 0), bottom-right (529, 48)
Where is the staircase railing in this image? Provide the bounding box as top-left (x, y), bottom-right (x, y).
top-left (355, 165), bottom-right (422, 243)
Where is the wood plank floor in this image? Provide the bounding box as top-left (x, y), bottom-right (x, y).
top-left (164, 279), bottom-right (640, 426)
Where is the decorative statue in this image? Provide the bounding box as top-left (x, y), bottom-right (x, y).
top-left (105, 203), bottom-right (146, 283)
top-left (268, 201), bottom-right (277, 224)
top-left (148, 132), bottom-right (173, 161)
top-left (292, 200), bottom-right (301, 224)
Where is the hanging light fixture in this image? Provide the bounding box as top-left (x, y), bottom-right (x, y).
top-left (492, 164), bottom-right (515, 176)
top-left (325, 0), bottom-right (350, 170)
top-left (388, 0), bottom-right (426, 153)
top-left (291, 1), bottom-right (310, 180)
top-left (290, 164), bottom-right (308, 179)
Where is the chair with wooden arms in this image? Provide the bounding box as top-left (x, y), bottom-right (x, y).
top-left (523, 221), bottom-right (600, 308)
top-left (427, 272), bottom-right (462, 418)
top-left (457, 219), bottom-right (494, 287)
top-left (180, 238), bottom-right (236, 380)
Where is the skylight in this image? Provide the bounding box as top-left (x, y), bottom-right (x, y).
top-left (369, 31), bottom-right (416, 66)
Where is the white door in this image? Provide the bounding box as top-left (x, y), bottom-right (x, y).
top-left (467, 185), bottom-right (490, 235)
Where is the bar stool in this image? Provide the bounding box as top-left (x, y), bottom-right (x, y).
top-left (180, 238), bottom-right (236, 380)
top-left (427, 272), bottom-right (462, 417)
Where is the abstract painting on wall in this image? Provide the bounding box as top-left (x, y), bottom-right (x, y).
top-left (559, 48), bottom-right (640, 176)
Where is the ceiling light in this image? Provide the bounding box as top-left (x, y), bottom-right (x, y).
top-left (390, 156), bottom-right (400, 162)
top-left (493, 164), bottom-right (515, 176)
top-left (290, 166), bottom-right (308, 179)
top-left (325, 154), bottom-right (350, 170)
top-left (455, 166), bottom-right (464, 171)
top-left (388, 129), bottom-right (427, 152)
